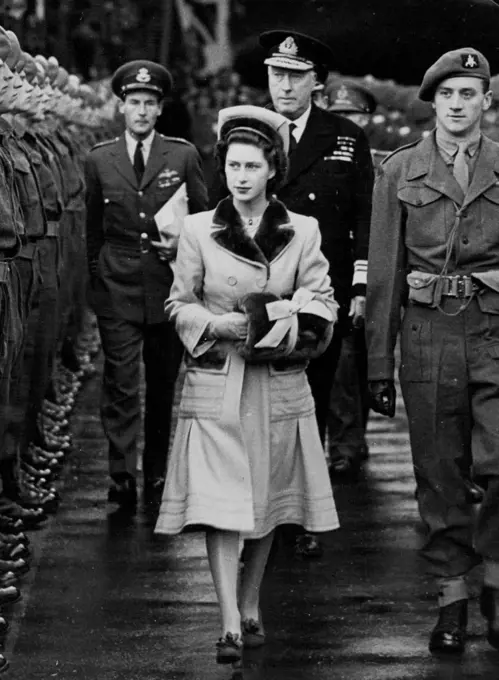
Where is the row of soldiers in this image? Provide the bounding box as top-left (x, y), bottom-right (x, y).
top-left (0, 27), bottom-right (118, 673)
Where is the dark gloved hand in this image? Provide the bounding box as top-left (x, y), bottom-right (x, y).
top-left (368, 379), bottom-right (396, 418)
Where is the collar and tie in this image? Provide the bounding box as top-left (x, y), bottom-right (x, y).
top-left (288, 122), bottom-right (298, 158)
top-left (452, 141), bottom-right (470, 194)
top-left (133, 139), bottom-right (145, 183)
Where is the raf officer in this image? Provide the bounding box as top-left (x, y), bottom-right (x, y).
top-left (258, 30), bottom-right (374, 558)
top-left (366, 48), bottom-right (499, 655)
top-left (85, 60), bottom-right (208, 509)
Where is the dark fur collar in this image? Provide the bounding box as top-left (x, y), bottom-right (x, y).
top-left (211, 197), bottom-right (295, 268)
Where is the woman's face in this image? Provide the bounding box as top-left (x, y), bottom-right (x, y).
top-left (225, 142), bottom-right (275, 204)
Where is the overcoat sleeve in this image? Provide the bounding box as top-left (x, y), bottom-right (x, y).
top-left (84, 152), bottom-right (104, 276)
top-left (296, 217), bottom-right (339, 322)
top-left (185, 146), bottom-right (209, 215)
top-left (351, 127), bottom-right (374, 297)
top-left (365, 162), bottom-right (407, 382)
top-left (165, 215), bottom-right (218, 356)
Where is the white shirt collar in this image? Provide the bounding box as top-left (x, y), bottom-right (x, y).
top-left (289, 105), bottom-right (312, 142)
top-left (125, 129), bottom-right (155, 165)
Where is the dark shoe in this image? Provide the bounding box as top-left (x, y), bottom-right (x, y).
top-left (216, 632), bottom-right (243, 664)
top-left (0, 585), bottom-right (21, 606)
top-left (0, 617), bottom-right (9, 636)
top-left (241, 618), bottom-right (265, 648)
top-left (480, 586), bottom-right (499, 650)
top-left (0, 653), bottom-right (8, 673)
top-left (108, 477), bottom-right (137, 509)
top-left (295, 533), bottom-right (323, 559)
top-left (464, 479), bottom-right (484, 505)
top-left (429, 599), bottom-right (468, 654)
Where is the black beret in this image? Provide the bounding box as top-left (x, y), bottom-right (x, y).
top-left (419, 48), bottom-right (490, 102)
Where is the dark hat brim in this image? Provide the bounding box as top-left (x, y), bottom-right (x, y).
top-left (111, 60), bottom-right (173, 99)
top-left (259, 30), bottom-right (334, 70)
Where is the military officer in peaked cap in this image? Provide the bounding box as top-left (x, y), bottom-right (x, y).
top-left (319, 79), bottom-right (378, 480)
top-left (257, 30), bottom-right (374, 557)
top-left (85, 59), bottom-right (208, 510)
top-left (366, 47), bottom-right (499, 654)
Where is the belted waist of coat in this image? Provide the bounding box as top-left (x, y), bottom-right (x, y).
top-left (46, 221), bottom-right (60, 237)
top-left (105, 236), bottom-right (142, 252)
top-left (407, 270), bottom-right (499, 312)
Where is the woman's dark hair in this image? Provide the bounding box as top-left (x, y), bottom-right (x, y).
top-left (215, 127), bottom-right (288, 196)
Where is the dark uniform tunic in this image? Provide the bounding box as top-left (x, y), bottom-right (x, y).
top-left (366, 131), bottom-right (499, 577)
top-left (85, 131), bottom-right (208, 483)
top-left (277, 105), bottom-right (373, 442)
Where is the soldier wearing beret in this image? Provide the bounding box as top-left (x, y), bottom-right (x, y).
top-left (85, 60), bottom-right (208, 509)
top-left (366, 47), bottom-right (499, 654)
top-left (258, 30), bottom-right (374, 557)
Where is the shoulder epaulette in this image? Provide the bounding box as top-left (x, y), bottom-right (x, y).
top-left (381, 139), bottom-right (420, 165)
top-left (159, 134), bottom-right (194, 147)
top-left (90, 137), bottom-right (119, 151)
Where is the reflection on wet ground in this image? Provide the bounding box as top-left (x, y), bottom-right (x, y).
top-left (7, 374), bottom-right (498, 679)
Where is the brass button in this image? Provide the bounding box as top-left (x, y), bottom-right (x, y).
top-left (138, 191), bottom-right (144, 197)
top-left (309, 193), bottom-right (316, 201)
top-left (139, 212), bottom-right (146, 219)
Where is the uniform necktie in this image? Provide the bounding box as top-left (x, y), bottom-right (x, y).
top-left (289, 122), bottom-right (298, 157)
top-left (453, 142), bottom-right (469, 195)
top-left (133, 140), bottom-right (145, 183)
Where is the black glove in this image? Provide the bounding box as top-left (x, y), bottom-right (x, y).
top-left (368, 379), bottom-right (396, 418)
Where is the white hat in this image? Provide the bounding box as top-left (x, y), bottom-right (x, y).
top-left (217, 105), bottom-right (290, 155)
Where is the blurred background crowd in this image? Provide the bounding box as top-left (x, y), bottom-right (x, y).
top-left (3, 0), bottom-right (499, 174)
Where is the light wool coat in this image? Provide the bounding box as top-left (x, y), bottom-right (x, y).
top-left (155, 198), bottom-right (340, 538)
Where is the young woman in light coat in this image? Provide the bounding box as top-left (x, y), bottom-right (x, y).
top-left (155, 105), bottom-right (339, 664)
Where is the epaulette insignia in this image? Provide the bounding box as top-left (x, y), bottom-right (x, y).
top-left (381, 139), bottom-right (420, 165)
top-left (159, 134), bottom-right (194, 147)
top-left (91, 137), bottom-right (119, 150)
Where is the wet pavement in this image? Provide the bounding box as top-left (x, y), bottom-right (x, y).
top-left (6, 368), bottom-right (499, 679)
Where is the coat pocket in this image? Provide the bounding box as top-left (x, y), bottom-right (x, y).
top-left (179, 355), bottom-right (230, 419)
top-left (400, 315), bottom-right (432, 382)
top-left (473, 271), bottom-right (499, 315)
top-left (407, 271), bottom-right (439, 307)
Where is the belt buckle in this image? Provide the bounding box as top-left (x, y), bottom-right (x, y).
top-left (456, 276), bottom-right (467, 298)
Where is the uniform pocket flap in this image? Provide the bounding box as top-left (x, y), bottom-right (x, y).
top-left (407, 271), bottom-right (438, 289)
top-left (483, 185), bottom-right (499, 205)
top-left (397, 185), bottom-right (441, 207)
top-left (472, 271), bottom-right (499, 293)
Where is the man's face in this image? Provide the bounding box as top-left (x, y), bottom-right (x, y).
top-left (433, 76), bottom-right (492, 137)
top-left (119, 90), bottom-right (163, 138)
top-left (268, 66), bottom-right (316, 120)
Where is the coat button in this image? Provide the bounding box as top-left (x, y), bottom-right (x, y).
top-left (228, 276), bottom-right (237, 286)
top-left (138, 191), bottom-right (144, 197)
top-left (309, 193), bottom-right (316, 201)
top-left (462, 237), bottom-right (469, 245)
top-left (104, 198), bottom-right (110, 204)
top-left (139, 212), bottom-right (146, 219)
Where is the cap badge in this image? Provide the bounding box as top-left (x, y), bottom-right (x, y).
top-left (136, 68), bottom-right (151, 83)
top-left (462, 54), bottom-right (479, 69)
top-left (279, 36), bottom-right (299, 56)
top-left (337, 85), bottom-right (350, 101)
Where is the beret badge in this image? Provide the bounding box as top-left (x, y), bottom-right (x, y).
top-left (462, 54), bottom-right (479, 69)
